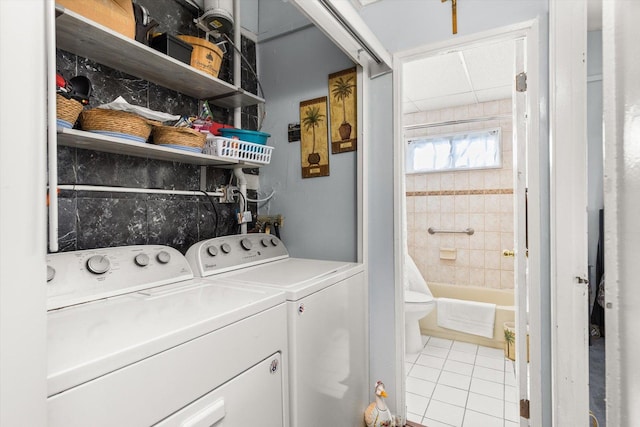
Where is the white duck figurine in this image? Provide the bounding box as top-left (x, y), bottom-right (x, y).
top-left (364, 381), bottom-right (394, 427)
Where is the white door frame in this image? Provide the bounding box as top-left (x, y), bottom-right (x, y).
top-left (549, 0), bottom-right (589, 425)
top-left (0, 0), bottom-right (48, 425)
top-left (392, 19), bottom-right (543, 425)
top-left (602, 0), bottom-right (640, 424)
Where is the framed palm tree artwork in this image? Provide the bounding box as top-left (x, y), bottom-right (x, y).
top-left (300, 96), bottom-right (330, 178)
top-left (328, 67), bottom-right (357, 154)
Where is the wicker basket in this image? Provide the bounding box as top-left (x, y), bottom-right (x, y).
top-left (80, 109), bottom-right (159, 142)
top-left (56, 94), bottom-right (84, 125)
top-left (152, 126), bottom-right (206, 151)
top-left (176, 35), bottom-right (223, 78)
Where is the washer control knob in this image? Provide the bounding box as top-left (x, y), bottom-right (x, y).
top-left (206, 245), bottom-right (218, 257)
top-left (134, 253), bottom-right (150, 267)
top-left (221, 243), bottom-right (232, 254)
top-left (87, 255), bottom-right (110, 274)
top-left (156, 251), bottom-right (171, 264)
top-left (261, 238), bottom-right (270, 247)
top-left (271, 238), bottom-right (279, 246)
top-left (47, 265), bottom-right (55, 282)
top-left (240, 238), bottom-right (252, 250)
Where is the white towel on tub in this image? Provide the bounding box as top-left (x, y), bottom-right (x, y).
top-left (437, 298), bottom-right (496, 338)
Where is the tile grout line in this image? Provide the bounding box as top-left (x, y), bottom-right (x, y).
top-left (459, 344), bottom-right (479, 426)
top-left (408, 337), bottom-right (516, 426)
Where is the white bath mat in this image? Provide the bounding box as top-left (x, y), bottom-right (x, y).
top-left (437, 298), bottom-right (496, 338)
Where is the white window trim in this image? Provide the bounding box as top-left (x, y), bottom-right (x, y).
top-left (405, 127), bottom-right (502, 174)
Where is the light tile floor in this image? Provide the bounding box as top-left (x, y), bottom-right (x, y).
top-left (406, 335), bottom-right (519, 427)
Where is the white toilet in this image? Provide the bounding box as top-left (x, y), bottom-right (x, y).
top-left (404, 255), bottom-right (436, 354)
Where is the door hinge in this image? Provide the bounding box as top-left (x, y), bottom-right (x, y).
top-left (516, 72), bottom-right (527, 92)
top-left (520, 399), bottom-right (531, 419)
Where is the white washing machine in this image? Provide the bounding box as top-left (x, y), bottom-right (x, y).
top-left (186, 234), bottom-right (369, 427)
top-left (46, 244), bottom-right (288, 427)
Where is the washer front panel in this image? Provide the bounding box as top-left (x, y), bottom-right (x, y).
top-left (47, 278), bottom-right (285, 396)
top-left (48, 305), bottom-right (287, 427)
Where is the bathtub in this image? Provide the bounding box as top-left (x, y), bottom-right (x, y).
top-left (418, 282), bottom-right (515, 350)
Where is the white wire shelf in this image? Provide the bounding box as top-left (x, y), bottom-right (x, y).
top-left (57, 128), bottom-right (266, 168)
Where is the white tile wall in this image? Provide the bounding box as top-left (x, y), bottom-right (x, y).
top-left (406, 98), bottom-right (515, 289)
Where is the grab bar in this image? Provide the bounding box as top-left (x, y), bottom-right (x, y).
top-left (428, 227), bottom-right (474, 236)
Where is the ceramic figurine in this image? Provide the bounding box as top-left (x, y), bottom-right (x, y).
top-left (364, 381), bottom-right (394, 427)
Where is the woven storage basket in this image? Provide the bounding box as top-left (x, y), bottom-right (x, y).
top-left (80, 109), bottom-right (159, 141)
top-left (56, 94), bottom-right (84, 124)
top-left (152, 126), bottom-right (206, 150)
top-left (176, 35), bottom-right (223, 78)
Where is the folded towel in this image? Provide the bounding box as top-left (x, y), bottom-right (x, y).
top-left (437, 297), bottom-right (496, 338)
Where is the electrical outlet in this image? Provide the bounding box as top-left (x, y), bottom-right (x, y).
top-left (216, 185), bottom-right (239, 203)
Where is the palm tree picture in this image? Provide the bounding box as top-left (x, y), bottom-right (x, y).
top-left (328, 67), bottom-right (357, 153)
top-left (299, 97), bottom-right (330, 178)
top-left (302, 105), bottom-right (325, 166)
top-left (331, 75), bottom-right (355, 140)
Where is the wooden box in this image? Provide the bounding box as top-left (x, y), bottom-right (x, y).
top-left (57, 0), bottom-right (135, 39)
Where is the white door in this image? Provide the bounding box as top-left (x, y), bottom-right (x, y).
top-left (549, 0), bottom-right (589, 425)
top-left (512, 37), bottom-right (530, 427)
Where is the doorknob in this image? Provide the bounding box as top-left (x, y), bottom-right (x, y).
top-left (502, 249), bottom-right (515, 257)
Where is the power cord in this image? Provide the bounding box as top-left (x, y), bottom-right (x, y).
top-left (233, 189), bottom-right (246, 213)
top-left (198, 190), bottom-right (219, 237)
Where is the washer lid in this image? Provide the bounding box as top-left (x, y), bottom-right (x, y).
top-left (218, 258), bottom-right (364, 300)
top-left (47, 278), bottom-right (285, 397)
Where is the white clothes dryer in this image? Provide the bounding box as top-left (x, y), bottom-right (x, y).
top-left (46, 245), bottom-right (287, 427)
top-left (186, 234), bottom-right (369, 427)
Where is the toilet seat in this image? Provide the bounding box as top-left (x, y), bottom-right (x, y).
top-left (405, 290), bottom-right (434, 304)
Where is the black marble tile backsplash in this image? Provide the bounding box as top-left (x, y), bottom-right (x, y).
top-left (54, 0), bottom-right (259, 253)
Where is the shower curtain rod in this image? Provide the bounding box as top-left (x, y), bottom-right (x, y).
top-left (403, 114), bottom-right (511, 131)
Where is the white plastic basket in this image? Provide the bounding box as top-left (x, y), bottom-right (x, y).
top-left (204, 136), bottom-right (274, 165)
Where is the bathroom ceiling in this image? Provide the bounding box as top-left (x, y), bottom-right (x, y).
top-left (587, 0), bottom-right (602, 30)
top-left (402, 39), bottom-right (516, 114)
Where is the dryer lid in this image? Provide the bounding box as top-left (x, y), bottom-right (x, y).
top-left (220, 258), bottom-right (364, 301)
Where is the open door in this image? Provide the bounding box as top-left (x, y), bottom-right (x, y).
top-left (394, 20), bottom-right (543, 426)
top-left (550, 0), bottom-right (589, 424)
top-left (513, 37), bottom-right (530, 426)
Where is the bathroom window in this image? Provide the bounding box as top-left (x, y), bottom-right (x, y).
top-left (406, 128), bottom-right (502, 173)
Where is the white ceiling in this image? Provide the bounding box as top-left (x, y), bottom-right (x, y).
top-left (402, 39), bottom-right (516, 113)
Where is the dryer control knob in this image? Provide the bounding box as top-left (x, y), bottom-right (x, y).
top-left (156, 251), bottom-right (171, 264)
top-left (87, 255), bottom-right (110, 274)
top-left (221, 243), bottom-right (232, 254)
top-left (134, 253), bottom-right (150, 267)
top-left (240, 238), bottom-right (252, 250)
top-left (47, 265), bottom-right (55, 282)
top-left (261, 238), bottom-right (270, 247)
top-left (206, 245), bottom-right (218, 257)
top-left (270, 238), bottom-right (279, 246)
